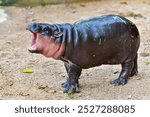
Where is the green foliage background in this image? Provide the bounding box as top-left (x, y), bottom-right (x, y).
top-left (0, 0), bottom-right (97, 6)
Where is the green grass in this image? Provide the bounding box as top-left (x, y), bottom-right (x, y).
top-left (67, 93), bottom-right (74, 99)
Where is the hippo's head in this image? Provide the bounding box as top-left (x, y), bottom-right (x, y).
top-left (27, 23), bottom-right (65, 59)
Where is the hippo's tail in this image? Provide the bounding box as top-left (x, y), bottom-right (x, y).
top-left (128, 21), bottom-right (140, 40)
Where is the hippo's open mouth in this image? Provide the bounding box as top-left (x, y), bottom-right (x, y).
top-left (28, 33), bottom-right (38, 53)
top-left (27, 22), bottom-right (65, 59)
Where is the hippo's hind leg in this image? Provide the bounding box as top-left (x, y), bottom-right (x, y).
top-left (130, 53), bottom-right (138, 77)
top-left (61, 62), bottom-right (82, 93)
top-left (111, 58), bottom-right (134, 85)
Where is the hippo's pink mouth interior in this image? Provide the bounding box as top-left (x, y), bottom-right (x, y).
top-left (28, 33), bottom-right (37, 52)
top-left (28, 31), bottom-right (65, 59)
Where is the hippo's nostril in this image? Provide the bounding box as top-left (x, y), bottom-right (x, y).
top-left (32, 23), bottom-right (37, 27)
top-left (28, 23), bottom-right (40, 33)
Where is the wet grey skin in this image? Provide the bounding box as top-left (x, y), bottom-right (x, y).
top-left (28, 15), bottom-right (140, 93)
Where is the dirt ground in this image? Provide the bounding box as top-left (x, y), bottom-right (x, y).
top-left (0, 0), bottom-right (150, 100)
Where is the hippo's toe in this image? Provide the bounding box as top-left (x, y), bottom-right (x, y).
top-left (61, 81), bottom-right (80, 93)
top-left (61, 81), bottom-right (69, 88)
top-left (110, 77), bottom-right (127, 86)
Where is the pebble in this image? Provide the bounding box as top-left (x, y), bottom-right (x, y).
top-left (140, 53), bottom-right (150, 57)
top-left (136, 76), bottom-right (142, 80)
top-left (19, 92), bottom-right (30, 96)
top-left (128, 95), bottom-right (132, 99)
top-left (38, 85), bottom-right (48, 90)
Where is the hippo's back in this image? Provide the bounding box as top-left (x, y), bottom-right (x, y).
top-left (74, 15), bottom-right (139, 40)
top-left (64, 15), bottom-right (140, 68)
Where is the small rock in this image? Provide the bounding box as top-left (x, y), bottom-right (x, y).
top-left (136, 76), bottom-right (142, 80)
top-left (80, 4), bottom-right (86, 7)
top-left (50, 90), bottom-right (57, 94)
top-left (140, 53), bottom-right (150, 57)
top-left (38, 85), bottom-right (48, 90)
top-left (19, 92), bottom-right (30, 96)
top-left (128, 95), bottom-right (132, 99)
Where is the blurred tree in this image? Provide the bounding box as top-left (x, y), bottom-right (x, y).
top-left (0, 0), bottom-right (18, 6)
top-left (0, 0), bottom-right (98, 6)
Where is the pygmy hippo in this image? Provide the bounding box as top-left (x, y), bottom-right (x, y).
top-left (27, 15), bottom-right (140, 93)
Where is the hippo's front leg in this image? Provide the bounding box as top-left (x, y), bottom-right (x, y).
top-left (61, 62), bottom-right (82, 93)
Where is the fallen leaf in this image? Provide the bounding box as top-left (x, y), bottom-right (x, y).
top-left (145, 62), bottom-right (150, 65)
top-left (22, 69), bottom-right (33, 73)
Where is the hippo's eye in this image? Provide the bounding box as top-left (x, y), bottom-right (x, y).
top-left (43, 28), bottom-right (49, 32)
top-left (41, 27), bottom-right (53, 36)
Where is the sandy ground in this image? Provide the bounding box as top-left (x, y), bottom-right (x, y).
top-left (0, 0), bottom-right (150, 100)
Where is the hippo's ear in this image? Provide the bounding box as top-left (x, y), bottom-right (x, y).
top-left (53, 31), bottom-right (63, 38)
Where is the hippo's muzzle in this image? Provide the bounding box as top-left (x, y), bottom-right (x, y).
top-left (27, 23), bottom-right (40, 33)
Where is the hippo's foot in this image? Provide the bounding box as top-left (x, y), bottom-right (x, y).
top-left (61, 81), bottom-right (80, 93)
top-left (110, 77), bottom-right (127, 86)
